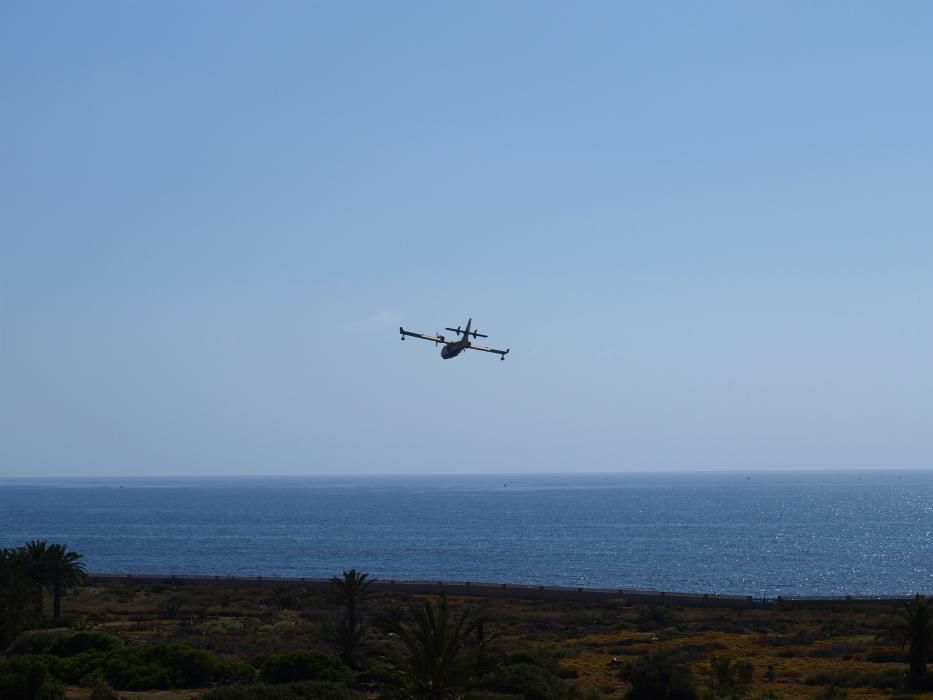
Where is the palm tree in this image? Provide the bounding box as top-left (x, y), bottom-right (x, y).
top-left (21, 540), bottom-right (53, 616)
top-left (882, 594), bottom-right (933, 679)
top-left (45, 543), bottom-right (88, 618)
top-left (329, 569), bottom-right (375, 631)
top-left (380, 593), bottom-right (489, 700)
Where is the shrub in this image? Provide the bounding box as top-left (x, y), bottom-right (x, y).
top-left (259, 651), bottom-right (352, 685)
top-left (108, 644), bottom-right (218, 688)
top-left (708, 654), bottom-right (753, 693)
top-left (106, 663), bottom-right (170, 690)
top-left (819, 687), bottom-right (849, 699)
top-left (52, 642), bottom-right (236, 690)
top-left (505, 651), bottom-right (546, 667)
top-left (270, 586), bottom-right (298, 610)
top-left (214, 657), bottom-right (259, 685)
top-left (53, 650), bottom-right (108, 685)
top-left (0, 655), bottom-right (66, 700)
top-left (48, 631), bottom-right (123, 657)
top-left (165, 644), bottom-right (218, 686)
top-left (158, 596), bottom-right (186, 619)
top-left (477, 662), bottom-right (567, 700)
top-left (200, 680), bottom-right (360, 699)
top-left (5, 630), bottom-right (70, 657)
top-left (619, 653), bottom-right (698, 700)
top-left (636, 606), bottom-right (679, 630)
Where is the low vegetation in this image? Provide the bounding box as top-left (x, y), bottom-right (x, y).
top-left (1, 548), bottom-right (932, 698)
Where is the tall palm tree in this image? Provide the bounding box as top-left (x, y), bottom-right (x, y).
top-left (329, 569), bottom-right (375, 631)
top-left (45, 543), bottom-right (88, 618)
top-left (883, 594), bottom-right (933, 678)
top-left (21, 540), bottom-right (53, 616)
top-left (380, 593), bottom-right (489, 700)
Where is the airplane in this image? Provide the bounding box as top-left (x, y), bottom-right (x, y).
top-left (399, 318), bottom-right (510, 361)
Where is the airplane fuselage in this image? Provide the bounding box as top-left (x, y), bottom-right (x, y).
top-left (441, 339), bottom-right (470, 359)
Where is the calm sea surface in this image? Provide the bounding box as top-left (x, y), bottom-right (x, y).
top-left (1, 471), bottom-right (931, 597)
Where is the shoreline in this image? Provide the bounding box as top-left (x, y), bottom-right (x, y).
top-left (86, 572), bottom-right (923, 609)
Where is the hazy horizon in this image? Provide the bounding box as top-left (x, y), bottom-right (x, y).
top-left (3, 3), bottom-right (932, 477)
top-left (1, 466), bottom-right (932, 481)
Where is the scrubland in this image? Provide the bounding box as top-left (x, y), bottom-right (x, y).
top-left (3, 579), bottom-right (931, 699)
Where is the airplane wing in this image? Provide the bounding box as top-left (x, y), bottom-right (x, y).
top-left (400, 327), bottom-right (447, 344)
top-left (467, 343), bottom-right (510, 358)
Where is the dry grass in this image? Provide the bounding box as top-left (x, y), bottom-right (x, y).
top-left (47, 582), bottom-right (932, 699)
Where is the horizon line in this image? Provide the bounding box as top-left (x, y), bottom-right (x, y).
top-left (2, 466), bottom-right (932, 480)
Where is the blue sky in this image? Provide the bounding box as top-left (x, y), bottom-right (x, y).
top-left (2, 2), bottom-right (931, 475)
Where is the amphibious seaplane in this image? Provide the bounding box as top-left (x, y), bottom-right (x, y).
top-left (399, 318), bottom-right (510, 361)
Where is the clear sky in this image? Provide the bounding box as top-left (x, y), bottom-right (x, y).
top-left (2, 2), bottom-right (931, 476)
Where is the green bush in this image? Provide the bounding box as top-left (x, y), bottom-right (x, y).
top-left (619, 653), bottom-right (698, 700)
top-left (48, 631), bottom-right (123, 657)
top-left (505, 651), bottom-right (544, 667)
top-left (53, 650), bottom-right (108, 685)
top-left (708, 654), bottom-right (753, 694)
top-left (51, 642), bottom-right (241, 690)
top-left (200, 680), bottom-right (360, 699)
top-left (818, 687), bottom-right (849, 699)
top-left (104, 644), bottom-right (217, 688)
top-left (158, 596), bottom-right (186, 618)
top-left (5, 631), bottom-right (70, 657)
top-left (636, 606), bottom-right (680, 630)
top-left (102, 654), bottom-right (171, 691)
top-left (269, 586), bottom-right (298, 610)
top-left (259, 651), bottom-right (352, 685)
top-left (477, 662), bottom-right (568, 700)
top-left (0, 655), bottom-right (66, 700)
top-left (214, 656), bottom-right (259, 685)
top-left (165, 644), bottom-right (217, 686)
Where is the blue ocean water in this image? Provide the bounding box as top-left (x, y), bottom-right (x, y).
top-left (1, 471), bottom-right (931, 597)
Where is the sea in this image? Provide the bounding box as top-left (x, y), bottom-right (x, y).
top-left (1, 471), bottom-right (931, 598)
